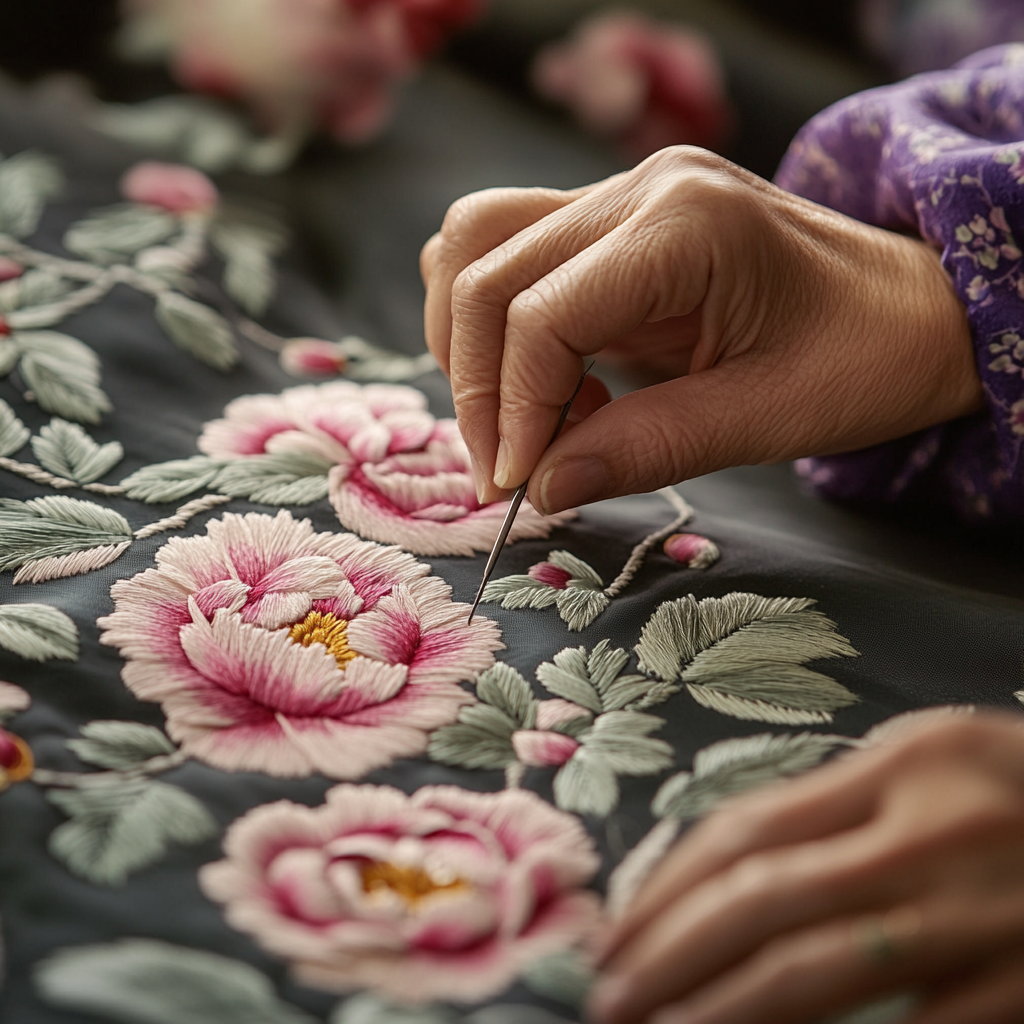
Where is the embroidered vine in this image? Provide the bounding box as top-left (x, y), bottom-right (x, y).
top-left (481, 487), bottom-right (713, 630)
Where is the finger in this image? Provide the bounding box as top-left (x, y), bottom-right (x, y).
top-left (910, 950), bottom-right (1024, 1024)
top-left (424, 186), bottom-right (581, 374)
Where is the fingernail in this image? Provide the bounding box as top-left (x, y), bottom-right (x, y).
top-left (469, 451), bottom-right (489, 504)
top-left (539, 456), bottom-right (608, 514)
top-left (493, 439), bottom-right (512, 489)
top-left (586, 975), bottom-right (630, 1024)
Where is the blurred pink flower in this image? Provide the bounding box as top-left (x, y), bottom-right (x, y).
top-left (120, 161), bottom-right (219, 213)
top-left (0, 258), bottom-right (23, 282)
top-left (512, 729), bottom-right (580, 768)
top-left (98, 510), bottom-right (501, 778)
top-left (279, 338), bottom-right (349, 377)
top-left (122, 0), bottom-right (483, 144)
top-left (532, 11), bottom-right (733, 160)
top-left (198, 382), bottom-right (574, 557)
top-left (199, 782), bottom-right (601, 1002)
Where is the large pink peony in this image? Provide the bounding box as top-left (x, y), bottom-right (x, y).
top-left (121, 0), bottom-right (483, 143)
top-left (98, 510), bottom-right (502, 778)
top-left (198, 381), bottom-right (574, 557)
top-left (199, 783), bottom-right (601, 1002)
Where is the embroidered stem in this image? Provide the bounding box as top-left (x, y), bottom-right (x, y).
top-left (32, 749), bottom-right (188, 788)
top-left (504, 761), bottom-right (526, 790)
top-left (133, 493), bottom-right (232, 539)
top-left (237, 317), bottom-right (285, 352)
top-left (602, 487), bottom-right (694, 598)
top-left (0, 456), bottom-right (126, 495)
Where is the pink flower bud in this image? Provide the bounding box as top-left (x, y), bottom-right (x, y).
top-left (121, 161), bottom-right (219, 213)
top-left (527, 561), bottom-right (572, 589)
top-left (0, 257), bottom-right (23, 282)
top-left (512, 729), bottom-right (581, 768)
top-left (0, 728), bottom-right (32, 781)
top-left (663, 532), bottom-right (720, 569)
top-left (0, 682), bottom-right (30, 717)
top-left (280, 339), bottom-right (349, 378)
top-left (535, 698), bottom-right (591, 731)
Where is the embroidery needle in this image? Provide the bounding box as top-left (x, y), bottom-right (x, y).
top-left (467, 364), bottom-right (593, 624)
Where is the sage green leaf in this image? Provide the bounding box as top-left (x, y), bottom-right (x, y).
top-left (550, 714), bottom-right (593, 739)
top-left (521, 950), bottom-right (595, 1010)
top-left (552, 748), bottom-right (619, 816)
top-left (0, 151), bottom-right (63, 237)
top-left (35, 938), bottom-right (316, 1024)
top-left (556, 586), bottom-right (610, 631)
top-left (15, 330), bottom-right (111, 424)
top-left (684, 665), bottom-right (859, 714)
top-left (211, 204), bottom-right (287, 316)
top-left (476, 662), bottom-right (536, 728)
top-left (120, 455), bottom-right (226, 503)
top-left (652, 732), bottom-right (848, 820)
top-left (0, 495), bottom-right (131, 572)
top-left (330, 994), bottom-right (460, 1024)
top-left (427, 722), bottom-right (515, 770)
top-left (4, 268), bottom-right (76, 311)
top-left (536, 646), bottom-right (603, 713)
top-left (64, 204), bottom-right (177, 264)
top-left (586, 639), bottom-right (630, 690)
top-left (47, 779), bottom-right (217, 886)
top-left (0, 337), bottom-right (17, 375)
top-left (480, 574), bottom-right (560, 610)
top-left (0, 603), bottom-right (78, 660)
top-left (213, 452), bottom-right (332, 504)
top-left (579, 711), bottom-right (673, 775)
top-left (686, 685), bottom-right (835, 725)
top-left (31, 418), bottom-right (124, 483)
top-left (0, 398), bottom-right (29, 456)
top-left (68, 720), bottom-right (176, 770)
top-left (155, 292), bottom-right (238, 371)
top-left (547, 550), bottom-right (603, 586)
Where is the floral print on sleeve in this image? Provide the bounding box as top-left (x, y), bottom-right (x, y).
top-left (776, 43), bottom-right (1024, 525)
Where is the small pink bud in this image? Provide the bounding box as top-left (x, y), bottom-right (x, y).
top-left (280, 338), bottom-right (349, 378)
top-left (0, 257), bottom-right (23, 282)
top-left (512, 729), bottom-right (581, 768)
top-left (527, 561), bottom-right (572, 589)
top-left (0, 728), bottom-right (31, 780)
top-left (663, 532), bottom-right (720, 569)
top-left (536, 698), bottom-right (591, 731)
top-left (121, 161), bottom-right (219, 213)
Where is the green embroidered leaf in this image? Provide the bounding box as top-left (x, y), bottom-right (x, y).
top-left (552, 747), bottom-right (619, 816)
top-left (547, 550), bottom-right (603, 586)
top-left (35, 938), bottom-right (316, 1024)
top-left (537, 640), bottom-right (650, 714)
top-left (652, 732), bottom-right (848, 820)
top-left (579, 711), bottom-right (673, 775)
top-left (0, 397), bottom-right (29, 456)
top-left (520, 950), bottom-right (595, 1010)
top-left (0, 268), bottom-right (76, 312)
top-left (0, 603), bottom-right (78, 660)
top-left (556, 587), bottom-right (610, 631)
top-left (63, 204), bottom-right (177, 264)
top-left (68, 720), bottom-right (176, 770)
top-left (0, 495), bottom-right (132, 572)
top-left (15, 330), bottom-right (111, 424)
top-left (687, 685), bottom-right (837, 725)
top-left (155, 292), bottom-right (238, 371)
top-left (13, 541), bottom-right (132, 585)
top-left (331, 994), bottom-right (461, 1024)
top-left (685, 665), bottom-right (858, 714)
top-left (210, 204), bottom-right (287, 316)
top-left (120, 455), bottom-right (226, 503)
top-left (536, 647), bottom-right (603, 713)
top-left (475, 663), bottom-right (537, 729)
top-left (0, 336), bottom-right (17, 375)
top-left (480, 574), bottom-right (560, 610)
top-left (0, 151), bottom-right (63, 237)
top-left (427, 723), bottom-right (515, 770)
top-left (213, 452), bottom-right (332, 505)
top-left (47, 779), bottom-right (217, 886)
top-left (31, 418), bottom-right (124, 483)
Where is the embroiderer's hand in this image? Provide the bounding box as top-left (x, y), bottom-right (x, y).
top-left (420, 147), bottom-right (982, 511)
top-left (592, 713), bottom-right (1024, 1024)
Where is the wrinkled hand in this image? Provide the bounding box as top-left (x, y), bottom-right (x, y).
top-left (420, 147), bottom-right (981, 512)
top-left (591, 713), bottom-right (1024, 1024)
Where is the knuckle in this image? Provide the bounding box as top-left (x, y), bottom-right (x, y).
top-left (440, 192), bottom-right (490, 243)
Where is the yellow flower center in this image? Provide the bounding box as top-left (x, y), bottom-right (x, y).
top-left (360, 861), bottom-right (467, 905)
top-left (288, 611), bottom-right (358, 670)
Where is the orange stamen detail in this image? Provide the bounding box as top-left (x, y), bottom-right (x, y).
top-left (360, 861), bottom-right (467, 905)
top-left (288, 611), bottom-right (358, 670)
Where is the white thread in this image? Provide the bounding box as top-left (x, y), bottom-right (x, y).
top-left (603, 487), bottom-right (694, 598)
top-left (133, 493), bottom-right (231, 539)
top-left (0, 457), bottom-right (127, 495)
top-left (504, 761), bottom-right (526, 790)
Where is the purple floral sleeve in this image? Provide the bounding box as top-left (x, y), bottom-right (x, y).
top-left (775, 44), bottom-right (1024, 526)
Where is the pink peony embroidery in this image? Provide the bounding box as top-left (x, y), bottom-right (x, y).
top-left (98, 510), bottom-right (502, 778)
top-left (199, 783), bottom-right (601, 1002)
top-left (198, 381), bottom-right (574, 556)
top-left (532, 11), bottom-right (733, 160)
top-left (120, 161), bottom-right (219, 213)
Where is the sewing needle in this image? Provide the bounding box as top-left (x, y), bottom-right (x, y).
top-left (467, 364), bottom-right (593, 623)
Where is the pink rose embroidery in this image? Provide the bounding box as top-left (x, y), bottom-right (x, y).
top-left (199, 783), bottom-right (601, 1002)
top-left (98, 510), bottom-right (502, 778)
top-left (120, 161), bottom-right (219, 213)
top-left (198, 381), bottom-right (574, 556)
